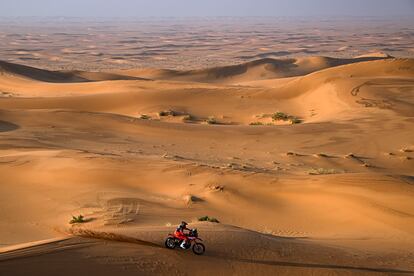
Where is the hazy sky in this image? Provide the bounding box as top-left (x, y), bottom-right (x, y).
top-left (1, 0), bottom-right (414, 17)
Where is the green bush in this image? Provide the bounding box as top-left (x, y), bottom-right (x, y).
top-left (70, 215), bottom-right (85, 224)
top-left (272, 112), bottom-right (289, 121)
top-left (271, 112), bottom-right (302, 124)
top-left (198, 216), bottom-right (220, 223)
top-left (198, 215), bottom-right (209, 221)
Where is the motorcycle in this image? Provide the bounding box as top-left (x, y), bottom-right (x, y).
top-left (165, 228), bottom-right (205, 255)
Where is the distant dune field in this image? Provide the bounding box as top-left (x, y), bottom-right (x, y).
top-left (0, 17), bottom-right (413, 71)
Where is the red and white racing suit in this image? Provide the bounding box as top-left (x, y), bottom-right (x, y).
top-left (174, 226), bottom-right (189, 244)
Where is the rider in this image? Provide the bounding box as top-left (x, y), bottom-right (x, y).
top-left (174, 221), bottom-right (190, 249)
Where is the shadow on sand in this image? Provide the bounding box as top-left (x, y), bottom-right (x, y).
top-left (0, 120), bottom-right (19, 132)
top-left (69, 228), bottom-right (413, 274)
top-left (204, 251), bottom-right (413, 274)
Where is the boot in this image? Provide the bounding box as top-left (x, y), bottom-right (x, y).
top-left (180, 240), bottom-right (187, 249)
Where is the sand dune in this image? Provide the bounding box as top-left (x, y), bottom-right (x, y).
top-left (113, 55), bottom-right (393, 83)
top-left (0, 55), bottom-right (413, 275)
top-left (1, 57), bottom-right (412, 124)
top-left (0, 60), bottom-right (87, 83)
top-left (1, 228), bottom-right (412, 275)
top-left (0, 60), bottom-right (147, 83)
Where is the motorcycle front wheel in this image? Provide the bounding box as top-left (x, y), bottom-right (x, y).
top-left (192, 242), bottom-right (205, 255)
top-left (165, 237), bottom-right (176, 249)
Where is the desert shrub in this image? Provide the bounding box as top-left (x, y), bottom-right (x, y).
top-left (198, 215), bottom-right (209, 221)
top-left (249, 122), bottom-right (264, 126)
top-left (271, 112), bottom-right (302, 124)
top-left (158, 110), bottom-right (176, 117)
top-left (182, 115), bottom-right (193, 121)
top-left (345, 153), bottom-right (356, 159)
top-left (198, 216), bottom-right (220, 223)
top-left (139, 114), bottom-right (150, 120)
top-left (70, 215), bottom-right (85, 224)
top-left (288, 117), bottom-right (302, 124)
top-left (206, 117), bottom-right (218, 125)
top-left (308, 168), bottom-right (340, 175)
top-left (272, 112), bottom-right (289, 121)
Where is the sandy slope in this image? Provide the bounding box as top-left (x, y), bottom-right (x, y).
top-left (0, 56), bottom-right (413, 275)
top-left (111, 55), bottom-right (392, 83)
top-left (1, 228), bottom-right (413, 276)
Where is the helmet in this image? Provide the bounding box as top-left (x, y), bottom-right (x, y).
top-left (180, 221), bottom-right (188, 227)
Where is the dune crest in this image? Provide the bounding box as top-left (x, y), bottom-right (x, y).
top-left (114, 55), bottom-right (393, 83)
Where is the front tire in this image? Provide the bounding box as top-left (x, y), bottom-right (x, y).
top-left (165, 237), bottom-right (176, 249)
top-left (192, 242), bottom-right (205, 255)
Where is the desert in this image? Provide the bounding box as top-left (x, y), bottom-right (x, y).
top-left (0, 16), bottom-right (414, 275)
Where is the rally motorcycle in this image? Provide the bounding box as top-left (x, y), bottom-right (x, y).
top-left (165, 228), bottom-right (205, 255)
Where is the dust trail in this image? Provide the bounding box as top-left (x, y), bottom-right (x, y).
top-left (68, 228), bottom-right (163, 248)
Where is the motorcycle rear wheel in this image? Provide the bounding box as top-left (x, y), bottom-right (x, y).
top-left (192, 242), bottom-right (205, 255)
top-left (165, 237), bottom-right (176, 249)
